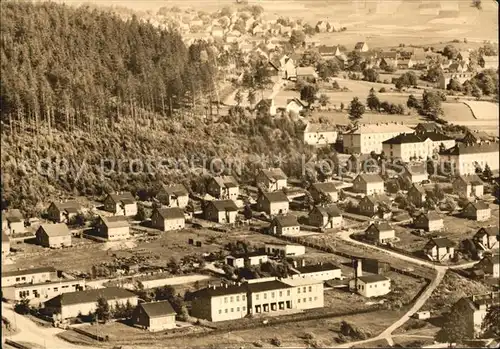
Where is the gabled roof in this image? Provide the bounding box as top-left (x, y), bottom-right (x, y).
top-left (160, 184), bottom-right (189, 197)
top-left (404, 163), bottom-right (427, 176)
top-left (418, 131), bottom-right (454, 142)
top-left (357, 274), bottom-right (389, 283)
top-left (418, 211), bottom-right (442, 222)
top-left (318, 45), bottom-right (340, 54)
top-left (314, 204), bottom-right (342, 218)
top-left (367, 221), bottom-right (393, 232)
top-left (51, 201), bottom-right (81, 213)
top-left (139, 300), bottom-right (176, 317)
top-left (311, 182), bottom-right (337, 193)
top-left (426, 237), bottom-right (455, 248)
top-left (4, 209), bottom-right (24, 222)
top-left (272, 215), bottom-right (298, 227)
top-left (410, 183), bottom-right (426, 195)
top-left (345, 123), bottom-right (414, 135)
top-left (107, 192), bottom-right (136, 205)
top-left (382, 133), bottom-right (428, 145)
top-left (415, 123), bottom-right (441, 132)
top-left (101, 216), bottom-right (129, 229)
top-left (2, 266), bottom-right (56, 278)
top-left (295, 262), bottom-right (340, 274)
top-left (154, 207), bottom-right (185, 220)
top-left (458, 292), bottom-right (499, 312)
top-left (213, 176), bottom-right (239, 189)
top-left (356, 173), bottom-right (384, 184)
top-left (39, 223), bottom-right (70, 237)
top-left (46, 287), bottom-right (136, 306)
top-left (209, 200), bottom-right (239, 212)
top-left (475, 226), bottom-right (498, 237)
top-left (354, 42), bottom-right (367, 49)
top-left (456, 175), bottom-right (484, 186)
top-left (466, 201), bottom-right (490, 211)
top-left (362, 194), bottom-right (391, 205)
top-left (246, 280), bottom-right (291, 293)
top-left (262, 190), bottom-right (289, 203)
top-left (304, 123), bottom-right (337, 133)
top-left (440, 142), bottom-right (499, 156)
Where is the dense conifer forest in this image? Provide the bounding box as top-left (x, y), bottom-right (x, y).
top-left (0, 2), bottom-right (312, 214)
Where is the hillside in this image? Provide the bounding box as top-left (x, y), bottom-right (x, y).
top-left (0, 2), bottom-right (315, 215)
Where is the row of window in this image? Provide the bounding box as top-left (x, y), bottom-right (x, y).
top-left (218, 306), bottom-right (246, 314)
top-left (17, 284), bottom-right (79, 298)
top-left (224, 294), bottom-right (246, 303)
top-left (297, 296), bottom-right (318, 303)
top-left (255, 290), bottom-right (291, 300)
top-left (297, 286), bottom-right (313, 294)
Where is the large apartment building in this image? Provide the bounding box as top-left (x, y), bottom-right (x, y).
top-left (343, 123), bottom-right (415, 154)
top-left (439, 141), bottom-right (499, 175)
top-left (190, 277), bottom-right (324, 322)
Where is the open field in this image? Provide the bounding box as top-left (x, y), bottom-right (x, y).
top-left (462, 100), bottom-right (500, 120)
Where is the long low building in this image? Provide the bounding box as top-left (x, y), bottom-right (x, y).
top-left (190, 277), bottom-right (324, 322)
top-left (2, 267), bottom-right (58, 287)
top-left (440, 141), bottom-right (499, 175)
top-left (2, 278), bottom-right (86, 304)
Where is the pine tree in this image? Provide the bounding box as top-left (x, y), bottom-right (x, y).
top-left (348, 97), bottom-right (365, 120)
top-left (95, 297), bottom-right (110, 323)
top-left (366, 88), bottom-right (380, 111)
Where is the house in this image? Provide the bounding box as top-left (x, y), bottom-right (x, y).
top-left (157, 184), bottom-right (189, 208)
top-left (255, 98), bottom-right (277, 116)
top-left (463, 201), bottom-right (491, 222)
top-left (3, 209), bottom-right (25, 235)
top-left (408, 184), bottom-right (427, 207)
top-left (35, 223), bottom-right (71, 248)
top-left (473, 227), bottom-right (499, 251)
top-left (358, 194), bottom-right (391, 217)
top-left (295, 66), bottom-right (318, 81)
top-left (2, 231), bottom-right (10, 256)
top-left (265, 242), bottom-right (305, 257)
top-left (413, 211), bottom-right (444, 232)
top-left (479, 55), bottom-right (499, 69)
top-left (346, 154), bottom-right (377, 173)
top-left (365, 221), bottom-right (395, 244)
top-left (439, 72), bottom-right (474, 89)
top-left (44, 287), bottom-right (139, 320)
top-left (352, 174), bottom-right (385, 195)
top-left (204, 200), bottom-right (239, 224)
top-left (291, 262), bottom-right (342, 281)
top-left (1, 266), bottom-right (57, 287)
top-left (96, 216), bottom-right (130, 241)
top-left (317, 45), bottom-right (342, 59)
top-left (308, 205), bottom-right (342, 229)
top-left (343, 122), bottom-right (415, 154)
top-left (269, 215), bottom-right (299, 235)
top-left (256, 168), bottom-right (287, 192)
top-left (452, 293), bottom-right (499, 338)
top-left (133, 300), bottom-right (177, 332)
top-left (475, 255), bottom-right (499, 278)
top-left (2, 278), bottom-right (86, 304)
top-left (309, 182), bottom-right (338, 203)
top-left (207, 176), bottom-right (239, 200)
top-left (354, 42), bottom-right (369, 52)
top-left (301, 123), bottom-right (338, 146)
top-left (382, 133), bottom-right (434, 162)
top-left (103, 192), bottom-right (137, 216)
top-left (462, 130), bottom-right (495, 144)
top-left (418, 131), bottom-right (456, 151)
top-left (349, 275), bottom-right (391, 298)
top-left (401, 163), bottom-right (429, 184)
top-left (452, 175), bottom-right (484, 198)
top-left (447, 61), bottom-right (469, 73)
top-left (414, 122), bottom-right (441, 134)
top-left (225, 251), bottom-right (269, 268)
top-left (439, 141), bottom-right (499, 175)
top-left (397, 58), bottom-right (413, 69)
top-left (46, 201), bottom-right (81, 224)
top-left (284, 98), bottom-right (306, 115)
top-left (423, 237), bottom-right (455, 262)
top-left (190, 283), bottom-right (248, 322)
top-left (151, 207), bottom-right (185, 232)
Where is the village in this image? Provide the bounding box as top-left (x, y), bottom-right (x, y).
top-left (1, 1), bottom-right (499, 349)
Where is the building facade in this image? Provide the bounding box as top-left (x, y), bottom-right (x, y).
top-left (343, 123), bottom-right (415, 154)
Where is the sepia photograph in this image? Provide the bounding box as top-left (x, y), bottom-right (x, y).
top-left (0, 0), bottom-right (498, 348)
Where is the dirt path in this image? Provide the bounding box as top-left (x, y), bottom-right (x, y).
top-left (2, 303), bottom-right (99, 349)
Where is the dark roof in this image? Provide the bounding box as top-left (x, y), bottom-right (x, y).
top-left (2, 266), bottom-right (56, 278)
top-left (52, 201), bottom-right (81, 213)
top-left (427, 237), bottom-right (455, 248)
top-left (295, 262), bottom-right (340, 274)
top-left (39, 223), bottom-right (70, 237)
top-left (456, 175), bottom-right (483, 185)
top-left (161, 184), bottom-right (189, 197)
top-left (192, 284), bottom-right (247, 298)
top-left (357, 274), bottom-right (389, 283)
top-left (354, 42), bottom-right (367, 49)
top-left (155, 207), bottom-right (185, 220)
top-left (357, 173), bottom-right (383, 183)
top-left (440, 142), bottom-right (499, 156)
top-left (418, 131), bottom-right (453, 142)
top-left (419, 211), bottom-right (442, 221)
top-left (139, 300), bottom-right (176, 317)
top-left (273, 215), bottom-right (298, 227)
top-left (460, 293), bottom-right (500, 311)
top-left (311, 182), bottom-right (337, 193)
top-left (209, 200), bottom-right (239, 212)
top-left (213, 176), bottom-right (239, 189)
top-left (260, 168), bottom-right (287, 181)
top-left (46, 287), bottom-right (137, 306)
top-left (246, 280), bottom-right (291, 293)
top-left (318, 45), bottom-right (340, 54)
top-left (367, 221), bottom-right (393, 232)
top-left (467, 201), bottom-right (490, 211)
top-left (262, 191), bottom-right (288, 203)
top-left (4, 209), bottom-right (24, 222)
top-left (411, 184), bottom-right (426, 194)
top-left (362, 194), bottom-right (391, 205)
top-left (382, 133), bottom-right (426, 145)
top-left (314, 204), bottom-right (341, 217)
top-left (107, 192), bottom-right (136, 204)
top-left (476, 226), bottom-right (498, 236)
top-left (227, 251), bottom-right (268, 259)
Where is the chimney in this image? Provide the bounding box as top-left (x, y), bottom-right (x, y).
top-left (302, 259), bottom-right (306, 267)
top-left (355, 259), bottom-right (363, 278)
